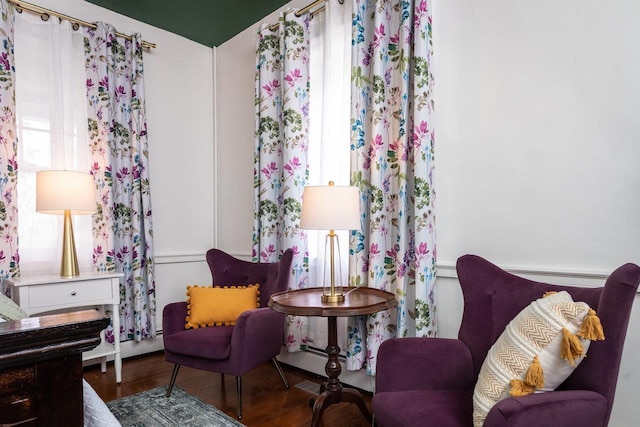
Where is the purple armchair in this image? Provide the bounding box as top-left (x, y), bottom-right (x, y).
top-left (372, 254), bottom-right (640, 427)
top-left (162, 248), bottom-right (293, 419)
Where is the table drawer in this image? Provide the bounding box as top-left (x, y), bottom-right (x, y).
top-left (27, 280), bottom-right (114, 311)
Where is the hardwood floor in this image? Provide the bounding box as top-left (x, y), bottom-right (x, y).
top-left (84, 352), bottom-right (373, 427)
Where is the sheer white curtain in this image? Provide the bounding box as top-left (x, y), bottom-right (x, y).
top-left (14, 13), bottom-right (92, 276)
top-left (306, 0), bottom-right (352, 351)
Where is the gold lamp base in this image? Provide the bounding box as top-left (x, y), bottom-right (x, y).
top-left (60, 209), bottom-right (80, 278)
top-left (321, 293), bottom-right (345, 303)
top-left (321, 227), bottom-right (345, 304)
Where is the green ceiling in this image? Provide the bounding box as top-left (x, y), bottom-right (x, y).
top-left (85, 0), bottom-right (289, 47)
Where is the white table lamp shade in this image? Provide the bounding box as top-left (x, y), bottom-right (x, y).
top-left (300, 185), bottom-right (360, 230)
top-left (36, 170), bottom-right (96, 214)
top-left (300, 183), bottom-right (359, 303)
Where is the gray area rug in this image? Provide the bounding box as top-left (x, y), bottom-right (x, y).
top-left (107, 386), bottom-right (245, 427)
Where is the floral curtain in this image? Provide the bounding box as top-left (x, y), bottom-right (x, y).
top-left (254, 11), bottom-right (310, 352)
top-left (85, 23), bottom-right (156, 342)
top-left (0, 0), bottom-right (18, 295)
top-left (347, 0), bottom-right (436, 375)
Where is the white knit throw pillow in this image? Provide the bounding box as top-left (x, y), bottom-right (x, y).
top-left (472, 291), bottom-right (604, 427)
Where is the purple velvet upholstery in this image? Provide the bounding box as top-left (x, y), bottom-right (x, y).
top-left (373, 254), bottom-right (640, 427)
top-left (162, 249), bottom-right (293, 415)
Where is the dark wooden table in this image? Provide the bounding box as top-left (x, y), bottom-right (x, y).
top-left (0, 309), bottom-right (109, 426)
top-left (269, 287), bottom-right (397, 427)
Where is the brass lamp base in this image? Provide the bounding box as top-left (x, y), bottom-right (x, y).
top-left (60, 209), bottom-right (80, 277)
top-left (321, 293), bottom-right (345, 303)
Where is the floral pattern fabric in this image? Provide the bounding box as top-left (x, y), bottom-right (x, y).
top-left (254, 11), bottom-right (310, 352)
top-left (0, 1), bottom-right (18, 295)
top-left (85, 23), bottom-right (156, 342)
top-left (347, 0), bottom-right (436, 375)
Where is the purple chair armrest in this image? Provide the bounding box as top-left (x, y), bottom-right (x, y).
top-left (162, 302), bottom-right (188, 337)
top-left (376, 337), bottom-right (475, 393)
top-left (485, 390), bottom-right (608, 427)
top-left (230, 307), bottom-right (285, 369)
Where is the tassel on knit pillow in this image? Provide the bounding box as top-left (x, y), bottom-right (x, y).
top-left (472, 291), bottom-right (604, 427)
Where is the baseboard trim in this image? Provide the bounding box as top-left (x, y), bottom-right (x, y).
top-left (84, 337), bottom-right (376, 394)
top-left (276, 347), bottom-right (375, 393)
top-left (83, 335), bottom-right (164, 368)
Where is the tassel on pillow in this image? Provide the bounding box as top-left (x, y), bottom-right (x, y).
top-left (524, 356), bottom-right (544, 389)
top-left (560, 327), bottom-right (584, 365)
top-left (509, 356), bottom-right (544, 397)
top-left (509, 379), bottom-right (535, 397)
top-left (578, 309), bottom-right (605, 341)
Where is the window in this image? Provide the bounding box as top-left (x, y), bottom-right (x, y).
top-left (14, 13), bottom-right (92, 276)
top-left (306, 0), bottom-right (352, 351)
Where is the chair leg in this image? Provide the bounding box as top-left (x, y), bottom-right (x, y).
top-left (236, 376), bottom-right (242, 420)
top-left (272, 357), bottom-right (289, 389)
top-left (166, 364), bottom-right (181, 397)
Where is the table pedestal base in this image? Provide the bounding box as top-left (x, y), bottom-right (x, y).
top-left (311, 387), bottom-right (372, 427)
top-left (310, 316), bottom-right (372, 427)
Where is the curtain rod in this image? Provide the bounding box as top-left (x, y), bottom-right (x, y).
top-left (8, 0), bottom-right (156, 49)
top-left (269, 0), bottom-right (332, 32)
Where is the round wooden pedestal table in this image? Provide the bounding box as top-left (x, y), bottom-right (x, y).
top-left (269, 287), bottom-right (397, 427)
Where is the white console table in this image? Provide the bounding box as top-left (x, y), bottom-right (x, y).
top-left (8, 272), bottom-right (123, 383)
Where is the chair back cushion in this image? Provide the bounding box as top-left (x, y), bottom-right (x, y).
top-left (206, 249), bottom-right (293, 307)
top-left (456, 254), bottom-right (640, 425)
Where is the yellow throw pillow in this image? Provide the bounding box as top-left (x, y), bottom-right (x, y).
top-left (185, 284), bottom-right (260, 329)
top-left (472, 291), bottom-right (605, 427)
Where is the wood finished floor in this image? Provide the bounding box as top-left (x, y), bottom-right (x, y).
top-left (84, 351), bottom-right (373, 427)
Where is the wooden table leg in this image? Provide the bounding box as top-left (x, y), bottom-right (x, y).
top-left (310, 316), bottom-right (373, 427)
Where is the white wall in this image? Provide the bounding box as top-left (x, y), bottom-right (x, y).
top-left (217, 0), bottom-right (640, 425)
top-left (435, 0), bottom-right (640, 273)
top-left (434, 1), bottom-right (639, 426)
top-left (28, 0), bottom-right (217, 340)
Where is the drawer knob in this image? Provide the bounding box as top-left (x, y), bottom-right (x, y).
top-left (71, 291), bottom-right (77, 296)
